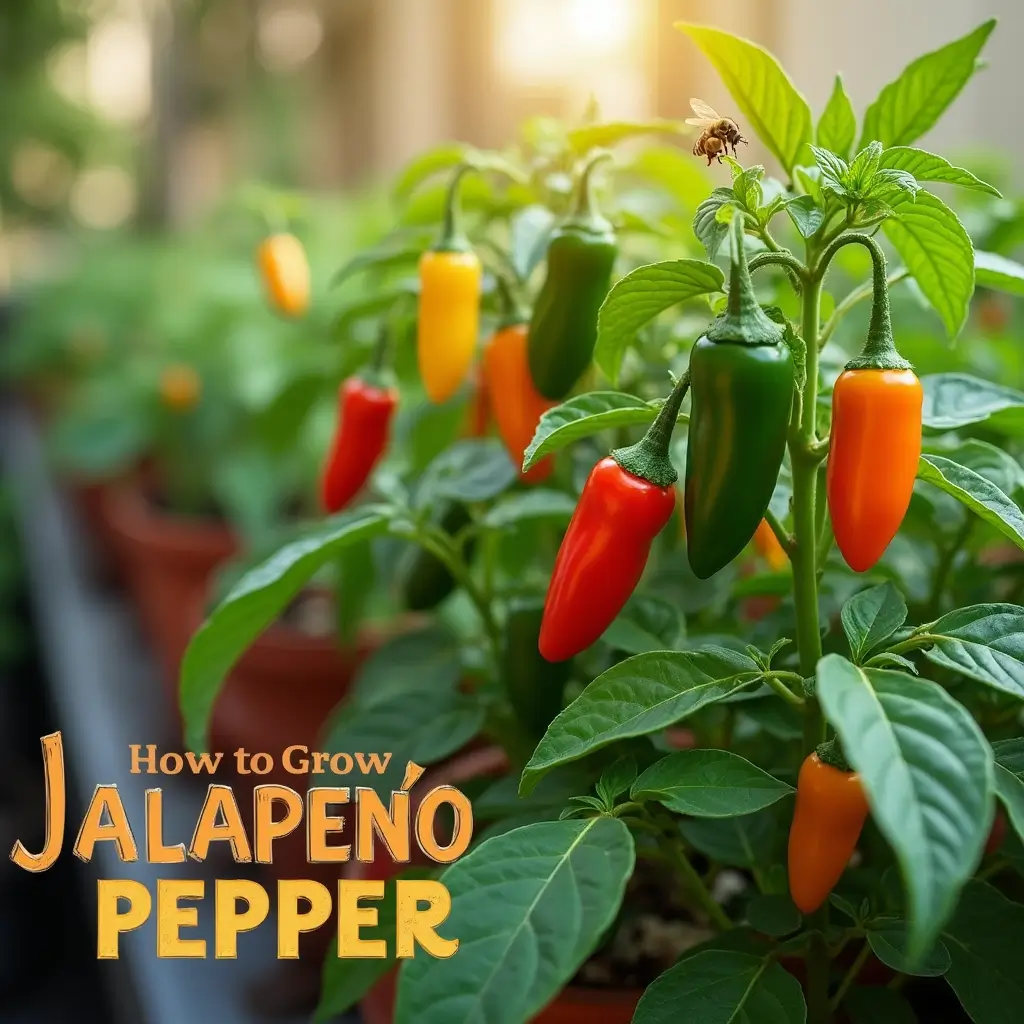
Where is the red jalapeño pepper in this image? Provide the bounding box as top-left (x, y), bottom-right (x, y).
top-left (538, 372), bottom-right (689, 662)
top-left (320, 375), bottom-right (398, 514)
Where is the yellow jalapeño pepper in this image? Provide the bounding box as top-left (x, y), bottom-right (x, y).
top-left (417, 166), bottom-right (481, 404)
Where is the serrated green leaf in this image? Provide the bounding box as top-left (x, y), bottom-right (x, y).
top-left (816, 75), bottom-right (857, 160)
top-left (522, 392), bottom-right (660, 471)
top-left (520, 648), bottom-right (762, 794)
top-left (594, 259), bottom-right (724, 383)
top-left (395, 818), bottom-right (635, 1024)
top-left (917, 454), bottom-right (1024, 551)
top-left (883, 191), bottom-right (974, 338)
top-left (179, 508), bottom-right (391, 752)
top-left (633, 950), bottom-right (806, 1024)
top-left (693, 187), bottom-right (737, 258)
top-left (879, 148), bottom-right (1001, 197)
top-left (785, 195), bottom-right (824, 238)
top-left (919, 603), bottom-right (1024, 699)
top-left (677, 24), bottom-right (812, 174)
top-left (860, 21), bottom-right (996, 148)
top-left (816, 656), bottom-right (993, 962)
top-left (841, 583), bottom-right (908, 663)
top-left (632, 749), bottom-right (792, 817)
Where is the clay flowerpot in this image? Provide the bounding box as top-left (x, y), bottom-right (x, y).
top-left (65, 477), bottom-right (133, 586)
top-left (103, 481), bottom-right (236, 697)
top-left (356, 746), bottom-right (642, 1024)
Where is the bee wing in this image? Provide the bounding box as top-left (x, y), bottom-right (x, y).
top-left (689, 98), bottom-right (720, 120)
top-left (685, 118), bottom-right (715, 127)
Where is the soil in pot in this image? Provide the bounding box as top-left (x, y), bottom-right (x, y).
top-left (103, 481), bottom-right (235, 699)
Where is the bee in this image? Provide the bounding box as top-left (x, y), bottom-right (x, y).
top-left (687, 99), bottom-right (748, 165)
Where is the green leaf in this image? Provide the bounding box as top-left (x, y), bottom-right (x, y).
top-left (416, 439), bottom-right (517, 508)
top-left (394, 818), bottom-right (635, 1024)
top-left (602, 595), bottom-right (684, 656)
top-left (993, 737), bottom-right (1024, 776)
top-left (331, 240), bottom-right (426, 288)
top-left (878, 147), bottom-right (1001, 197)
top-left (322, 687), bottom-right (483, 769)
top-left (179, 508), bottom-right (391, 752)
top-left (995, 763), bottom-right (1024, 846)
top-left (693, 187), bottom-right (737, 259)
top-left (922, 373), bottom-right (1024, 432)
top-left (350, 626), bottom-right (462, 708)
top-left (816, 655), bottom-right (994, 961)
top-left (785, 195), bottom-right (824, 238)
top-left (315, 868), bottom-right (434, 1021)
top-left (816, 75), bottom-right (857, 160)
top-left (918, 455), bottom-right (1024, 552)
top-left (859, 20), bottom-right (996, 148)
top-left (481, 489), bottom-right (577, 530)
top-left (520, 648), bottom-right (762, 794)
top-left (632, 950), bottom-right (806, 1024)
top-left (843, 986), bottom-right (917, 1024)
top-left (679, 805), bottom-right (789, 869)
top-left (943, 881), bottom-right (1024, 1024)
top-left (976, 250), bottom-right (1024, 296)
top-left (392, 142), bottom-right (469, 202)
top-left (628, 147), bottom-right (717, 216)
top-left (841, 582), bottom-right (908, 663)
top-left (745, 894), bottom-right (802, 937)
top-left (919, 604), bottom-right (1024, 699)
top-left (509, 205), bottom-right (556, 281)
top-left (883, 191), bottom-right (975, 338)
top-left (567, 119), bottom-right (690, 154)
top-left (866, 920), bottom-right (950, 977)
top-left (677, 24), bottom-right (813, 174)
top-left (938, 439), bottom-right (1024, 498)
top-left (522, 392), bottom-right (659, 471)
top-left (631, 749), bottom-right (793, 817)
top-left (596, 755), bottom-right (638, 805)
top-left (594, 259), bottom-right (724, 383)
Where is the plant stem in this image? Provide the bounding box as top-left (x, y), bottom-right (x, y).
top-left (794, 252), bottom-right (830, 1024)
top-left (829, 939), bottom-right (873, 1014)
top-left (416, 525), bottom-right (502, 658)
top-left (664, 839), bottom-right (733, 931)
top-left (926, 516), bottom-right (975, 618)
top-left (764, 673), bottom-right (805, 706)
top-left (764, 507), bottom-right (794, 554)
top-left (818, 268), bottom-right (909, 349)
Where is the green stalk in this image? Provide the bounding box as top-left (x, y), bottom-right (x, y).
top-left (793, 253), bottom-right (829, 1024)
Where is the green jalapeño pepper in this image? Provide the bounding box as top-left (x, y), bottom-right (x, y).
top-left (401, 503), bottom-right (475, 612)
top-left (684, 216), bottom-right (794, 579)
top-left (503, 597), bottom-right (570, 741)
top-left (527, 152), bottom-right (617, 400)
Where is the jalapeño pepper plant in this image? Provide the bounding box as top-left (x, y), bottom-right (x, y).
top-left (177, 18), bottom-right (1024, 1024)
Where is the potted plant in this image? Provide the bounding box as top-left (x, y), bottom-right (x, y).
top-left (180, 18), bottom-right (1024, 1024)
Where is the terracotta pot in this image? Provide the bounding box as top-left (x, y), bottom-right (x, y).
top-left (103, 481), bottom-right (236, 698)
top-left (355, 746), bottom-right (642, 1024)
top-left (65, 477), bottom-right (133, 586)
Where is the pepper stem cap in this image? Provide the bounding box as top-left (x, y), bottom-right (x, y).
top-left (705, 214), bottom-right (785, 346)
top-left (611, 369), bottom-right (689, 487)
